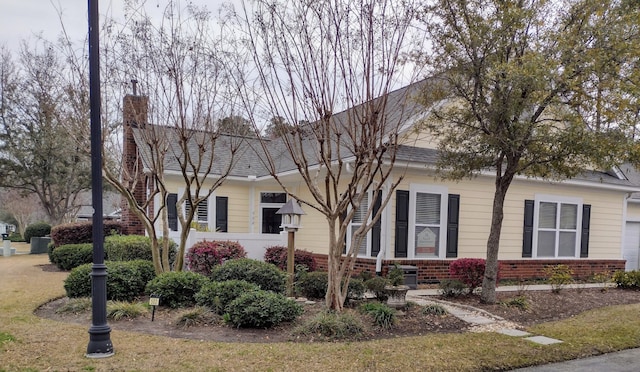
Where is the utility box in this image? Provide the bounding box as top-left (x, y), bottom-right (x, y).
top-left (30, 237), bottom-right (51, 254)
top-left (388, 265), bottom-right (418, 289)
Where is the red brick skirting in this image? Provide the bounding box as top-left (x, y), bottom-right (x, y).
top-left (310, 253), bottom-right (625, 283)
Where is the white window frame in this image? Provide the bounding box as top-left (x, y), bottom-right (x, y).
top-left (259, 191), bottom-right (287, 234)
top-left (408, 184), bottom-right (448, 259)
top-left (347, 191), bottom-right (372, 258)
top-left (532, 194), bottom-right (583, 258)
top-left (178, 187), bottom-right (215, 232)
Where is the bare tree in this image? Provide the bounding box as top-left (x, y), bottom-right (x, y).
top-left (102, 1), bottom-right (241, 273)
top-left (0, 188), bottom-right (46, 238)
top-left (229, 0), bottom-right (422, 311)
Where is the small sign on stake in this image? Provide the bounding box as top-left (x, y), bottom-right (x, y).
top-left (149, 294), bottom-right (160, 321)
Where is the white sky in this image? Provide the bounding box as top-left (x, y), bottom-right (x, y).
top-left (0, 0), bottom-right (230, 52)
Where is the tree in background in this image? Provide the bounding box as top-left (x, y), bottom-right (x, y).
top-left (229, 0), bottom-right (423, 311)
top-left (264, 116), bottom-right (293, 139)
top-left (101, 1), bottom-right (241, 273)
top-left (0, 44), bottom-right (91, 225)
top-left (419, 0), bottom-right (639, 303)
top-left (0, 188), bottom-right (45, 238)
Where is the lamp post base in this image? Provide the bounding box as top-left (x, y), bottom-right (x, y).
top-left (86, 325), bottom-right (114, 358)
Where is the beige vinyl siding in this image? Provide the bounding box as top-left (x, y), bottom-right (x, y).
top-left (400, 128), bottom-right (439, 149)
top-left (215, 183), bottom-right (250, 233)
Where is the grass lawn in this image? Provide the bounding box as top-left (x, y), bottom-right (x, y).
top-left (1, 253), bottom-right (640, 371)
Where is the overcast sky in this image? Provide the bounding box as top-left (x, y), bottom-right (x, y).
top-left (1, 0), bottom-right (230, 52)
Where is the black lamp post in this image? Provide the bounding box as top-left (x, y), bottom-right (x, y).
top-left (86, 0), bottom-right (113, 358)
top-left (276, 199), bottom-right (305, 297)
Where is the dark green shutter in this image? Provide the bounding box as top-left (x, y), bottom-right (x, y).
top-left (394, 190), bottom-right (409, 258)
top-left (580, 204), bottom-right (591, 258)
top-left (446, 194), bottom-right (460, 258)
top-left (215, 196), bottom-right (228, 233)
top-left (371, 191), bottom-right (382, 257)
top-left (167, 193), bottom-right (178, 231)
top-left (522, 199), bottom-right (534, 258)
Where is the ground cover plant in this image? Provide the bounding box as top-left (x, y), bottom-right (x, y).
top-left (5, 252), bottom-right (640, 371)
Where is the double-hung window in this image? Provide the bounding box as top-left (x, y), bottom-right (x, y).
top-left (533, 196), bottom-right (582, 258)
top-left (348, 193), bottom-right (370, 256)
top-left (185, 198), bottom-right (209, 231)
top-left (408, 185), bottom-right (448, 259)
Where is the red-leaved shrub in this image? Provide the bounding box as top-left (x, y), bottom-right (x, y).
top-left (449, 258), bottom-right (488, 293)
top-left (263, 245), bottom-right (317, 272)
top-left (186, 240), bottom-right (247, 277)
top-left (51, 221), bottom-right (124, 247)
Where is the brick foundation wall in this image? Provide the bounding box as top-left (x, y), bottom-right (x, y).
top-left (310, 253), bottom-right (625, 283)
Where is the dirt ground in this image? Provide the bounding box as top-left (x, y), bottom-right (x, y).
top-left (34, 262), bottom-right (640, 343)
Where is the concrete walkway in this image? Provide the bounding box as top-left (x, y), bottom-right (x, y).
top-left (511, 347), bottom-right (640, 371)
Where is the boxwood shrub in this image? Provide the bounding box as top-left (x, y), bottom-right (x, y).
top-left (24, 222), bottom-right (51, 243)
top-left (104, 235), bottom-right (177, 267)
top-left (195, 280), bottom-right (260, 314)
top-left (49, 243), bottom-right (93, 270)
top-left (225, 290), bottom-right (303, 328)
top-left (64, 260), bottom-right (156, 301)
top-left (145, 271), bottom-right (209, 308)
top-left (210, 258), bottom-right (286, 293)
top-left (297, 271), bottom-right (365, 301)
top-left (186, 240), bottom-right (247, 277)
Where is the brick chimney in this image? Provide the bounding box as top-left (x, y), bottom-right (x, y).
top-left (120, 80), bottom-right (148, 235)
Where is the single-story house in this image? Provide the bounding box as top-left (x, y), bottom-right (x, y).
top-left (119, 82), bottom-right (640, 283)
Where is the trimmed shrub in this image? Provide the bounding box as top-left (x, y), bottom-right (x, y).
top-left (24, 222), bottom-right (51, 243)
top-left (210, 258), bottom-right (286, 294)
top-left (225, 290), bottom-right (303, 328)
top-left (449, 258), bottom-right (487, 293)
top-left (195, 280), bottom-right (260, 314)
top-left (263, 246), bottom-right (317, 272)
top-left (50, 220), bottom-right (123, 247)
top-left (49, 243), bottom-right (93, 270)
top-left (145, 271), bottom-right (209, 308)
top-left (186, 240), bottom-right (247, 277)
top-left (613, 270), bottom-right (640, 289)
top-left (359, 302), bottom-right (396, 329)
top-left (438, 279), bottom-right (466, 298)
top-left (365, 276), bottom-right (390, 301)
top-left (104, 235), bottom-right (177, 267)
top-left (8, 232), bottom-right (24, 242)
top-left (64, 260), bottom-right (156, 301)
top-left (297, 271), bottom-right (365, 301)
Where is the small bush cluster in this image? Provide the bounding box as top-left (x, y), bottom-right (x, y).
top-left (175, 306), bottom-right (218, 328)
top-left (49, 243), bottom-right (93, 270)
top-left (224, 291), bottom-right (303, 328)
top-left (8, 232), bottom-right (24, 242)
top-left (64, 260), bottom-right (156, 301)
top-left (106, 301), bottom-right (148, 320)
top-left (145, 271), bottom-right (210, 308)
top-left (296, 272), bottom-right (364, 301)
top-left (365, 276), bottom-right (390, 301)
top-left (293, 310), bottom-right (365, 339)
top-left (50, 221), bottom-right (123, 247)
top-left (449, 258), bottom-right (487, 293)
top-left (186, 240), bottom-right (247, 277)
top-left (104, 235), bottom-right (177, 267)
top-left (422, 304), bottom-right (447, 316)
top-left (210, 258), bottom-right (286, 293)
top-left (359, 302), bottom-right (396, 329)
top-left (612, 270), bottom-right (640, 289)
top-left (24, 222), bottom-right (51, 243)
top-left (195, 280), bottom-right (260, 314)
top-left (501, 296), bottom-right (529, 311)
top-left (544, 264), bottom-right (574, 293)
top-left (263, 246), bottom-right (317, 272)
top-left (438, 279), bottom-right (466, 298)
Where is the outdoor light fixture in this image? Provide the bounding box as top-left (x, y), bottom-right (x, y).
top-left (276, 199), bottom-right (305, 297)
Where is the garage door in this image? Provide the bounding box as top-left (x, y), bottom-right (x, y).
top-left (624, 222), bottom-right (640, 271)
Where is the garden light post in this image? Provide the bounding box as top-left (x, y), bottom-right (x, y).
top-left (86, 0), bottom-right (113, 358)
top-left (276, 200), bottom-right (305, 297)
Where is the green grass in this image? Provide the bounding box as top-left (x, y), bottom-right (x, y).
top-left (3, 254), bottom-right (640, 371)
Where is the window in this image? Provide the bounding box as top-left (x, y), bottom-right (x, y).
top-left (260, 192), bottom-right (286, 234)
top-left (408, 185), bottom-right (448, 259)
top-left (348, 193), bottom-right (369, 256)
top-left (345, 191), bottom-right (382, 258)
top-left (185, 198), bottom-right (209, 231)
top-left (533, 196), bottom-right (582, 258)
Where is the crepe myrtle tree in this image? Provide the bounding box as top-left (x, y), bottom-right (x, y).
top-left (228, 0), bottom-right (423, 311)
top-left (101, 1), bottom-right (241, 273)
top-left (419, 0), bottom-right (639, 303)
